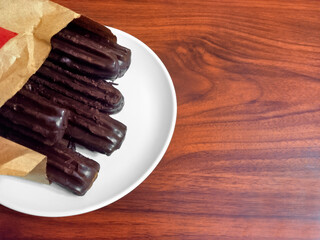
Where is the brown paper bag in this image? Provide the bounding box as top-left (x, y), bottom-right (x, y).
top-left (0, 0), bottom-right (80, 182)
top-left (0, 137), bottom-right (48, 183)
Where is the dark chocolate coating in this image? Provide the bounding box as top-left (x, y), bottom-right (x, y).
top-left (66, 114), bottom-right (126, 155)
top-left (0, 90), bottom-right (69, 145)
top-left (49, 42), bottom-right (119, 79)
top-left (46, 143), bottom-right (100, 196)
top-left (55, 26), bottom-right (131, 77)
top-left (32, 62), bottom-right (124, 114)
top-left (50, 17), bottom-right (131, 80)
top-left (24, 81), bottom-right (127, 155)
top-left (0, 126), bottom-right (100, 196)
top-left (43, 60), bottom-right (121, 97)
top-left (71, 16), bottom-right (117, 44)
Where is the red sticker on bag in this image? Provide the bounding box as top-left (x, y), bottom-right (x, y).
top-left (0, 27), bottom-right (17, 49)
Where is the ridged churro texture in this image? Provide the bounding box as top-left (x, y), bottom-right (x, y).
top-left (50, 16), bottom-right (131, 80)
top-left (0, 90), bottom-right (69, 146)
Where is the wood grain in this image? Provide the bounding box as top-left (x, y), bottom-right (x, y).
top-left (1, 0), bottom-right (320, 239)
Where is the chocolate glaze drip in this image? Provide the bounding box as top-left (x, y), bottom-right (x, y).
top-left (0, 90), bottom-right (69, 146)
top-left (50, 16), bottom-right (131, 80)
top-left (0, 126), bottom-right (100, 196)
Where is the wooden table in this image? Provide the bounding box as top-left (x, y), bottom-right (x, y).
top-left (1, 0), bottom-right (320, 239)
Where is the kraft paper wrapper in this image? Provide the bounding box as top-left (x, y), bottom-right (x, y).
top-left (0, 137), bottom-right (48, 184)
top-left (0, 0), bottom-right (80, 182)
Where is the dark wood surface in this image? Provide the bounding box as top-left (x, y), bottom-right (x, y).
top-left (2, 0), bottom-right (320, 239)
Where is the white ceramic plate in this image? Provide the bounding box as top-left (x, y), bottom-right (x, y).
top-left (0, 27), bottom-right (177, 217)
